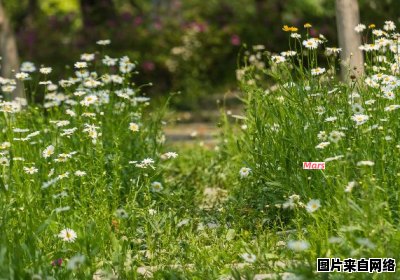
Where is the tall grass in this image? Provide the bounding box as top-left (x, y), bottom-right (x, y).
top-left (225, 22), bottom-right (400, 279)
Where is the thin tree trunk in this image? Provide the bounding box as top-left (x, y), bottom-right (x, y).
top-left (335, 0), bottom-right (364, 81)
top-left (0, 0), bottom-right (24, 99)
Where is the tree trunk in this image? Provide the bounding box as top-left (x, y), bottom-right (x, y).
top-left (0, 0), bottom-right (24, 99)
top-left (335, 0), bottom-right (364, 81)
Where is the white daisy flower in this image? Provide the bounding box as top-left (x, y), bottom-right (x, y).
top-left (42, 145), bottom-right (55, 158)
top-left (74, 61), bottom-right (88, 69)
top-left (119, 62), bottom-right (135, 73)
top-left (351, 104), bottom-right (364, 114)
top-left (281, 272), bottom-right (303, 280)
top-left (80, 95), bottom-right (98, 106)
top-left (271, 55), bottom-right (286, 64)
top-left (302, 38), bottom-right (319, 49)
top-left (0, 157), bottom-right (9, 166)
top-left (161, 152), bottom-right (178, 160)
top-left (151, 181), bottom-right (163, 192)
top-left (356, 160), bottom-right (374, 166)
top-left (148, 209), bottom-right (157, 215)
top-left (57, 172), bottom-right (69, 179)
top-left (240, 253), bottom-right (257, 263)
top-left (55, 206), bottom-right (71, 213)
top-left (291, 33), bottom-right (301, 39)
top-left (311, 67), bottom-right (326, 76)
top-left (0, 142), bottom-right (11, 149)
top-left (83, 79), bottom-right (101, 88)
top-left (384, 104), bottom-right (400, 111)
top-left (328, 131), bottom-right (345, 143)
top-left (102, 55), bottom-right (118, 66)
top-left (15, 72), bottom-right (29, 80)
top-left (328, 236), bottom-right (344, 244)
top-left (48, 168), bottom-right (55, 177)
top-left (74, 170), bottom-right (86, 177)
top-left (81, 53), bottom-right (95, 61)
top-left (66, 254), bottom-right (85, 270)
top-left (324, 116), bottom-right (337, 122)
top-left (345, 181), bottom-right (357, 193)
top-left (315, 142), bottom-right (330, 149)
top-left (239, 167), bottom-right (251, 178)
top-left (39, 67), bottom-right (52, 74)
top-left (354, 23), bottom-right (366, 33)
top-left (324, 155), bottom-right (344, 162)
top-left (20, 61), bottom-right (36, 72)
top-left (133, 158), bottom-right (155, 169)
top-left (384, 21), bottom-right (396, 31)
top-left (58, 228), bottom-right (77, 243)
top-left (326, 47), bottom-right (342, 55)
top-left (315, 106), bottom-right (325, 115)
top-left (287, 240), bottom-right (310, 251)
top-left (306, 199), bottom-right (321, 213)
top-left (351, 114), bottom-right (369, 125)
top-left (356, 238), bottom-right (376, 249)
top-left (129, 122), bottom-right (140, 132)
top-left (24, 166), bottom-right (38, 174)
top-left (1, 85), bottom-right (16, 93)
top-left (115, 208), bottom-right (128, 219)
top-left (97, 39), bottom-right (111, 46)
top-left (177, 218), bottom-right (190, 227)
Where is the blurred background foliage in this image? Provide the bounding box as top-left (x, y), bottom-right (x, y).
top-left (3, 0), bottom-right (400, 109)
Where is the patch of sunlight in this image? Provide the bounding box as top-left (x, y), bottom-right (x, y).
top-left (40, 0), bottom-right (79, 14)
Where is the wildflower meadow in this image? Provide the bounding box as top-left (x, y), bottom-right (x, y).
top-left (1, 2), bottom-right (400, 279)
